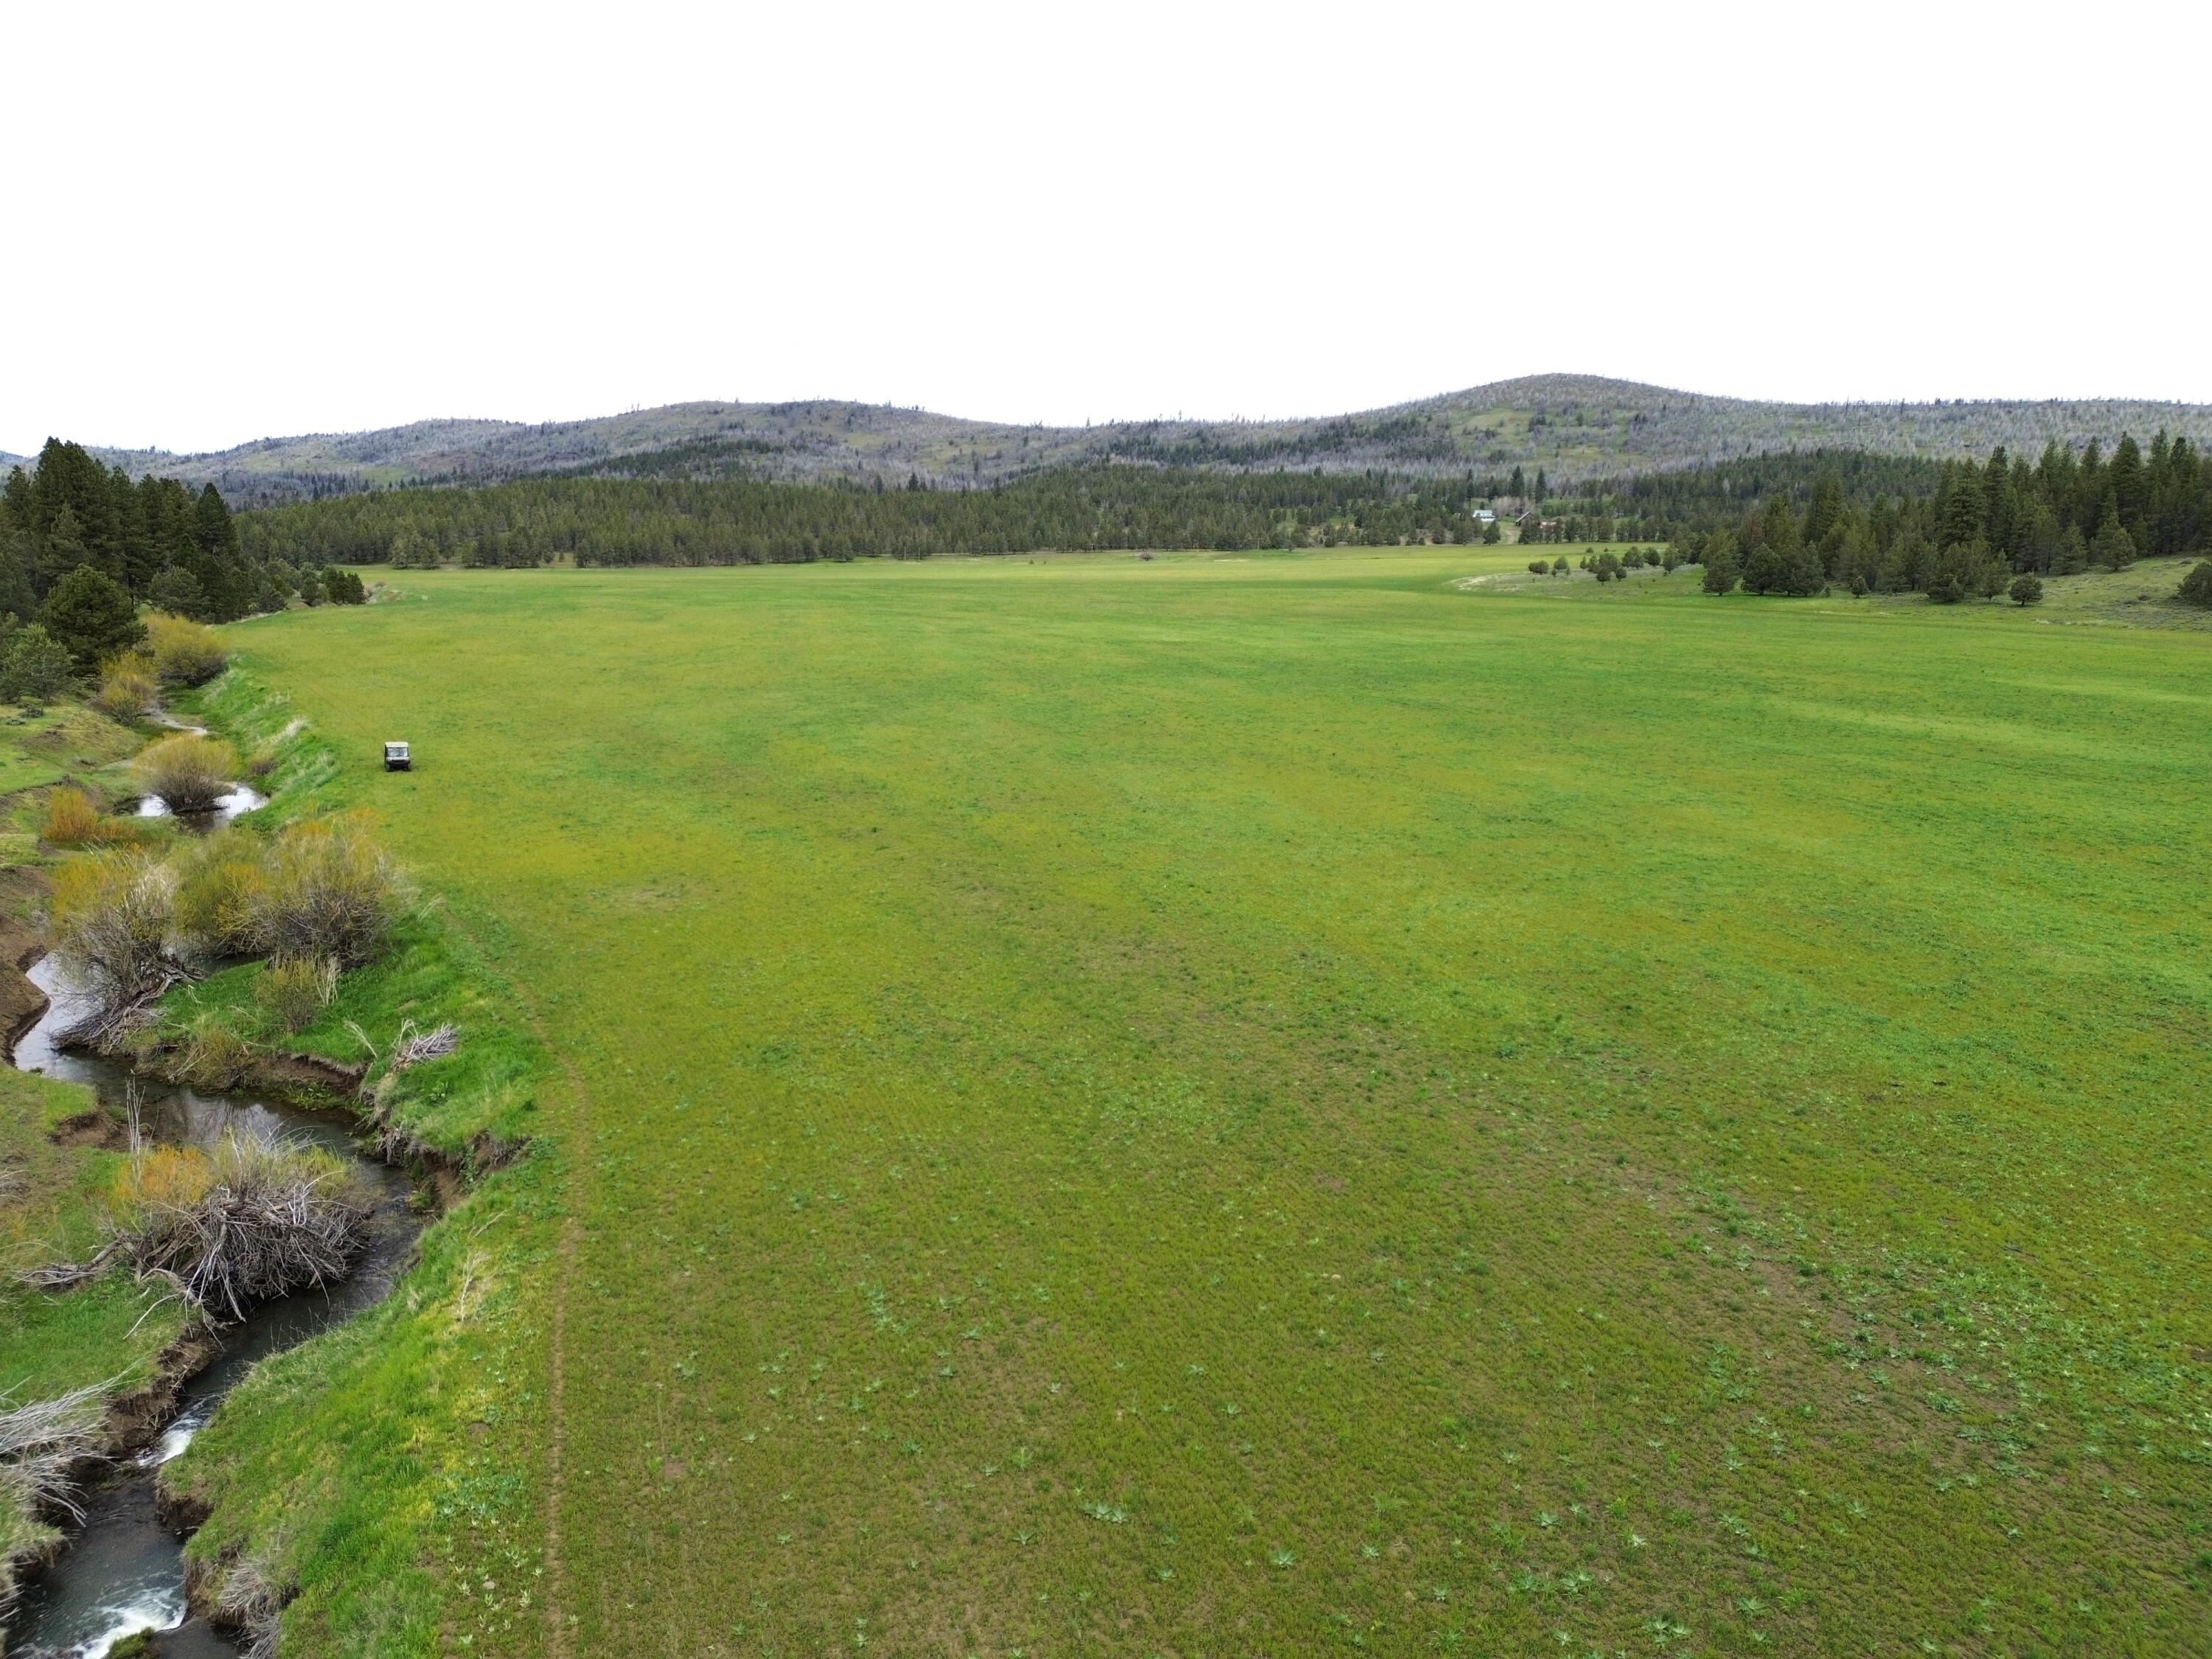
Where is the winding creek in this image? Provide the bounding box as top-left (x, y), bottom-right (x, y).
top-left (7, 785), bottom-right (421, 1659)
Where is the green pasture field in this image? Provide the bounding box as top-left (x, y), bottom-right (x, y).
top-left (214, 549), bottom-right (2209, 1658)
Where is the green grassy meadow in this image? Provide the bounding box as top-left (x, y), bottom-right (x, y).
top-left (218, 551), bottom-right (2210, 1658)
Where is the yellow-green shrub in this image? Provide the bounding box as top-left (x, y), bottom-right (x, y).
top-left (254, 956), bottom-right (337, 1033)
top-left (250, 818), bottom-right (405, 967)
top-left (133, 734), bottom-right (237, 814)
top-left (94, 655), bottom-right (159, 721)
top-left (105, 1133), bottom-right (370, 1317)
top-left (142, 613), bottom-right (227, 686)
top-left (40, 787), bottom-right (126, 848)
top-left (49, 851), bottom-right (175, 1011)
top-left (171, 830), bottom-right (268, 957)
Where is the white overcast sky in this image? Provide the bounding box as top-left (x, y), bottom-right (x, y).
top-left (4, 1), bottom-right (2207, 456)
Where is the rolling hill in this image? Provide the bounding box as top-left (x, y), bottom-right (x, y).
top-left (51, 375), bottom-right (2212, 505)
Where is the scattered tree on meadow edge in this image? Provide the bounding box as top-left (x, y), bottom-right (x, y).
top-left (2008, 574), bottom-right (2044, 606)
top-left (1700, 529), bottom-right (1741, 594)
top-left (2178, 560), bottom-right (2212, 606)
top-left (0, 624), bottom-right (77, 703)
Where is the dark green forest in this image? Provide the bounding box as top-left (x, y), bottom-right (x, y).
top-left (236, 433), bottom-right (2212, 600)
top-left (1618, 434), bottom-right (2212, 598)
top-left (237, 467), bottom-right (1503, 568)
top-left (0, 439), bottom-right (359, 621)
top-left (17, 422), bottom-right (2195, 609)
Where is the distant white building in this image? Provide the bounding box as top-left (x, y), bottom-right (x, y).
top-left (1471, 508), bottom-right (1496, 524)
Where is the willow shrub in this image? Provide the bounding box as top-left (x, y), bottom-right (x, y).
top-left (250, 819), bottom-right (406, 967)
top-left (132, 734), bottom-right (237, 814)
top-left (49, 851), bottom-right (175, 1013)
top-left (94, 655), bottom-right (159, 722)
top-left (142, 613), bottom-right (228, 686)
top-left (39, 787), bottom-right (131, 849)
top-left (171, 830), bottom-right (268, 958)
top-left (106, 1134), bottom-right (372, 1318)
top-left (254, 955), bottom-right (338, 1033)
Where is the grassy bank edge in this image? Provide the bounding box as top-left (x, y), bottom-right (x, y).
top-left (0, 699), bottom-right (194, 1619)
top-left (0, 1063), bottom-right (199, 1616)
top-left (41, 663), bottom-right (560, 1657)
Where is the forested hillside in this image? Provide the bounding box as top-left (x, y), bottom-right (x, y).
top-left (80, 375), bottom-right (2212, 506)
top-left (237, 427), bottom-right (2212, 608)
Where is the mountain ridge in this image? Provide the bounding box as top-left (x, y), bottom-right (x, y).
top-left (29, 375), bottom-right (2212, 507)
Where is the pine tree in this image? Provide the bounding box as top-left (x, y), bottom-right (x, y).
top-left (2017, 502), bottom-right (2065, 574)
top-left (40, 505), bottom-right (90, 592)
top-left (0, 527), bottom-right (36, 621)
top-left (0, 624), bottom-right (77, 703)
top-left (1802, 473), bottom-right (1845, 549)
top-left (2108, 435), bottom-right (2146, 540)
top-left (148, 565), bottom-right (209, 618)
top-left (1937, 464), bottom-right (1986, 549)
top-left (2091, 517), bottom-right (2135, 571)
top-left (41, 565), bottom-right (145, 671)
top-left (2056, 524), bottom-right (2090, 575)
top-left (1700, 529), bottom-right (1740, 594)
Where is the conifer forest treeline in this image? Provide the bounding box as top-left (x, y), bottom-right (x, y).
top-left (0, 439), bottom-right (361, 622)
top-left (1593, 434), bottom-right (2212, 599)
top-left (17, 427), bottom-right (2211, 603)
top-left (236, 434), bottom-right (2212, 596)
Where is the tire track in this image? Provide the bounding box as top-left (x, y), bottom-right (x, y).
top-left (541, 1048), bottom-right (590, 1659)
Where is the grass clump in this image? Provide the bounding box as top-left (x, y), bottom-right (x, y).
top-left (253, 955), bottom-right (336, 1033)
top-left (133, 732), bottom-right (237, 813)
top-left (0, 1382), bottom-right (109, 1616)
top-left (0, 1385), bottom-right (108, 1526)
top-left (142, 612), bottom-right (228, 686)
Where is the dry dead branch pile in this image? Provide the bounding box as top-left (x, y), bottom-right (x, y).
top-left (392, 1020), bottom-right (458, 1070)
top-left (103, 1135), bottom-right (375, 1322)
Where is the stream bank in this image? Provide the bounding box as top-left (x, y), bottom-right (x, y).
top-left (6, 667), bottom-right (557, 1657)
top-left (2, 760), bottom-right (428, 1659)
top-left (7, 954), bottom-right (423, 1659)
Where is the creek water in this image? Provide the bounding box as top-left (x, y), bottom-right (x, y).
top-left (7, 792), bottom-right (420, 1659)
top-left (133, 787), bottom-right (267, 825)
